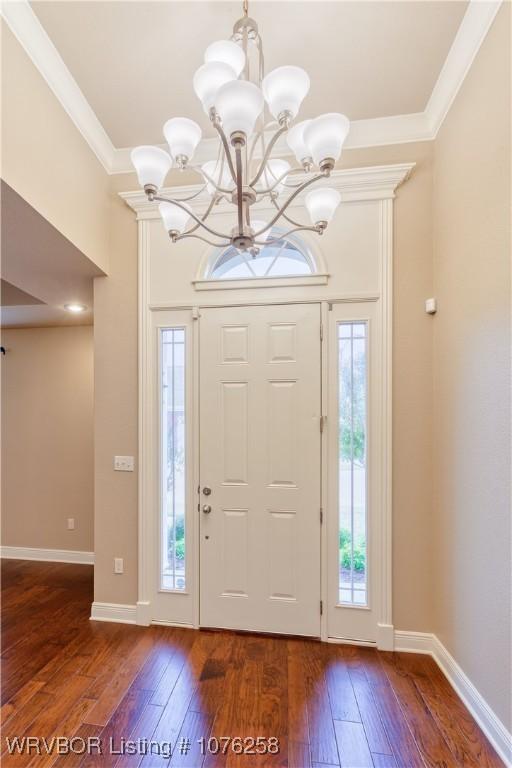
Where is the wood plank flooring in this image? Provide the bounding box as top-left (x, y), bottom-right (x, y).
top-left (1, 560), bottom-right (504, 767)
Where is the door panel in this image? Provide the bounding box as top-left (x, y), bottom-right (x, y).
top-left (199, 303), bottom-right (321, 637)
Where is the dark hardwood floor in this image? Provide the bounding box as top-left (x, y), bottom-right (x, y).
top-left (0, 560), bottom-right (504, 767)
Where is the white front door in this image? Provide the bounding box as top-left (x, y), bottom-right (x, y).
top-left (199, 303), bottom-right (322, 636)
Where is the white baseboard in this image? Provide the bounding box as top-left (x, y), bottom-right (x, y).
top-left (395, 631), bottom-right (512, 766)
top-left (90, 602), bottom-right (137, 624)
top-left (1, 545), bottom-right (94, 565)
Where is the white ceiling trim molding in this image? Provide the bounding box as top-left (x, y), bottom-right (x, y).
top-left (111, 113), bottom-right (429, 174)
top-left (1, 0), bottom-right (116, 173)
top-left (425, 0), bottom-right (502, 136)
top-left (120, 162), bottom-right (415, 220)
top-left (2, 0), bottom-right (501, 176)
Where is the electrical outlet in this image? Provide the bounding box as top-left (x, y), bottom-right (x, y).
top-left (114, 558), bottom-right (124, 574)
top-left (114, 456), bottom-right (134, 472)
top-left (67, 518), bottom-right (75, 530)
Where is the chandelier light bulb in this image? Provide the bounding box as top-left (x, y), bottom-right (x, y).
top-left (159, 201), bottom-right (192, 234)
top-left (201, 161), bottom-right (235, 195)
top-left (286, 119), bottom-right (312, 164)
top-left (262, 66), bottom-right (310, 122)
top-left (260, 159), bottom-right (291, 194)
top-left (304, 113), bottom-right (350, 167)
top-left (193, 61), bottom-right (237, 114)
top-left (204, 39), bottom-right (245, 77)
top-left (305, 187), bottom-right (341, 225)
top-left (163, 118), bottom-right (202, 165)
top-left (215, 80), bottom-right (264, 138)
top-left (130, 145), bottom-right (172, 190)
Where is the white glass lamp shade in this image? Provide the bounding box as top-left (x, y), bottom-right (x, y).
top-left (286, 119), bottom-right (312, 163)
top-left (163, 118), bottom-right (202, 163)
top-left (262, 66), bottom-right (310, 121)
top-left (204, 39), bottom-right (245, 77)
top-left (304, 113), bottom-right (350, 165)
top-left (201, 161), bottom-right (234, 195)
top-left (159, 201), bottom-right (191, 234)
top-left (305, 187), bottom-right (341, 225)
top-left (130, 146), bottom-right (172, 190)
top-left (193, 61), bottom-right (237, 113)
top-left (260, 159), bottom-right (291, 194)
top-left (215, 80), bottom-right (264, 137)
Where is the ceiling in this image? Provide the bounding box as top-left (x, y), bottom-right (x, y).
top-left (31, 1), bottom-right (467, 147)
top-left (1, 182), bottom-right (104, 328)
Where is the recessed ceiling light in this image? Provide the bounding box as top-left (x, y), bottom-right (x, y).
top-left (64, 303), bottom-right (87, 313)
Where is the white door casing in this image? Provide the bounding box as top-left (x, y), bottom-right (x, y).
top-left (132, 163), bottom-right (411, 646)
top-left (199, 304), bottom-right (322, 637)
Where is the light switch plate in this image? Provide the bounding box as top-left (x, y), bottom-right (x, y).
top-left (114, 558), bottom-right (124, 574)
top-left (114, 455), bottom-right (134, 472)
top-left (67, 518), bottom-right (75, 530)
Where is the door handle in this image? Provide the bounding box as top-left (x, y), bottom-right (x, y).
top-left (202, 505), bottom-right (212, 514)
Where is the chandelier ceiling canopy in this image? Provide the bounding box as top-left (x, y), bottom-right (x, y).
top-left (131, 0), bottom-right (350, 253)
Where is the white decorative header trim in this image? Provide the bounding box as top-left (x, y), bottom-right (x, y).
top-left (120, 162), bottom-right (415, 219)
top-left (2, 0), bottom-right (501, 174)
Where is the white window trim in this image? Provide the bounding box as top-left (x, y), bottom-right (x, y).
top-left (192, 273), bottom-right (329, 291)
top-left (194, 227), bottom-right (329, 288)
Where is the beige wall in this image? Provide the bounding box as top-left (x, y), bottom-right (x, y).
top-left (98, 143), bottom-right (435, 636)
top-left (0, 24), bottom-right (110, 273)
top-left (432, 5), bottom-right (511, 731)
top-left (93, 190), bottom-right (138, 603)
top-left (1, 326), bottom-right (94, 552)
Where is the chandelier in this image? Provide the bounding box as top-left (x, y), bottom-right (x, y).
top-left (131, 1), bottom-right (350, 253)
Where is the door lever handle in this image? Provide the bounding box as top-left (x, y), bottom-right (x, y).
top-left (202, 505), bottom-right (212, 514)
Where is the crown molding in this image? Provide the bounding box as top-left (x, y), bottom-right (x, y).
top-left (425, 0), bottom-right (502, 137)
top-left (120, 162), bottom-right (415, 219)
top-left (1, 0), bottom-right (116, 173)
top-left (2, 0), bottom-right (501, 175)
top-left (111, 113), bottom-right (430, 175)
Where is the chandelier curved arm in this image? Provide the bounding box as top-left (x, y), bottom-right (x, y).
top-left (254, 224), bottom-right (321, 246)
top-left (212, 121), bottom-right (238, 184)
top-left (255, 167), bottom-right (306, 196)
top-left (249, 122), bottom-right (289, 188)
top-left (253, 171), bottom-right (328, 236)
top-left (247, 119), bottom-right (280, 168)
top-left (165, 182), bottom-right (209, 203)
top-left (174, 232), bottom-right (231, 248)
top-left (180, 193), bottom-right (219, 236)
top-left (270, 196), bottom-right (309, 228)
top-left (153, 194), bottom-right (230, 240)
top-left (199, 169), bottom-right (234, 196)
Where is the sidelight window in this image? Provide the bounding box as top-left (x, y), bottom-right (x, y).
top-left (338, 322), bottom-right (368, 606)
top-left (161, 328), bottom-right (186, 591)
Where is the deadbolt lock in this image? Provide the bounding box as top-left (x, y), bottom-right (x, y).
top-left (202, 486), bottom-right (212, 496)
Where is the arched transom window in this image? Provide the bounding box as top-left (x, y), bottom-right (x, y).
top-left (207, 228), bottom-right (315, 280)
